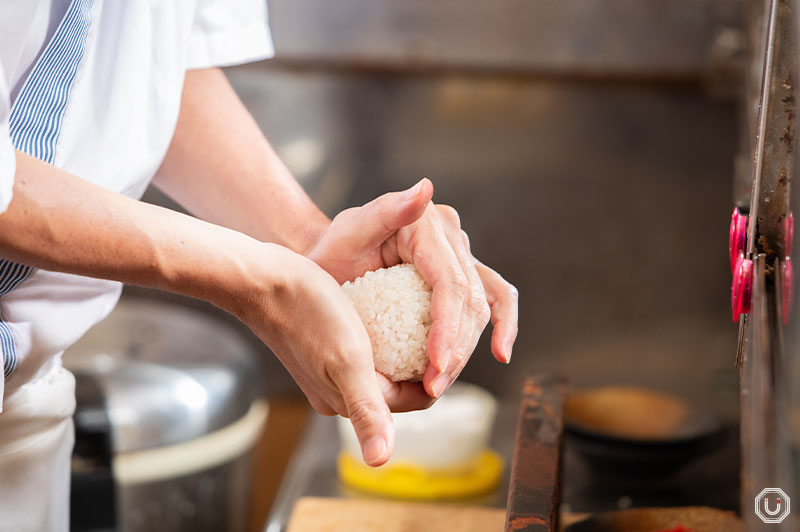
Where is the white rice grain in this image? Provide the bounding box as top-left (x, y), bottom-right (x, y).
top-left (341, 264), bottom-right (432, 382)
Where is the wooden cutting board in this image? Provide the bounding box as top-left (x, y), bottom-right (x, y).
top-left (286, 497), bottom-right (506, 532)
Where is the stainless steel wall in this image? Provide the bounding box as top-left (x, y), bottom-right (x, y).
top-left (266, 0), bottom-right (743, 80)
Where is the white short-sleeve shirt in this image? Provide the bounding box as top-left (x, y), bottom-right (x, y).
top-left (0, 1), bottom-right (273, 406)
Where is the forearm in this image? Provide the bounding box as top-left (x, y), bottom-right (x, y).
top-left (153, 68), bottom-right (329, 254)
top-left (1, 151), bottom-right (282, 316)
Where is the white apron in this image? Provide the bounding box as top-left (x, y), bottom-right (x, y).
top-left (0, 359), bottom-right (75, 532)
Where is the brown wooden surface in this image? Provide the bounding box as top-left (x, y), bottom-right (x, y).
top-left (505, 373), bottom-right (567, 532)
top-left (249, 396), bottom-right (310, 532)
top-left (286, 496), bottom-right (506, 532)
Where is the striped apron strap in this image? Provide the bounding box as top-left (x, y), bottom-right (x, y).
top-left (1, 0), bottom-right (97, 380)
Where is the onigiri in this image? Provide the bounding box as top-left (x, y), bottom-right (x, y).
top-left (341, 264), bottom-right (432, 382)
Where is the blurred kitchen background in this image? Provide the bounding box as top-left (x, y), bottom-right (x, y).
top-left (223, 0), bottom-right (743, 409)
top-left (72, 1), bottom-right (755, 530)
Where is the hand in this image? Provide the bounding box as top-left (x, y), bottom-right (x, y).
top-left (228, 244), bottom-right (424, 466)
top-left (307, 179), bottom-right (519, 402)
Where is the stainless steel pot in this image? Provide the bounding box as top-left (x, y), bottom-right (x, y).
top-left (63, 296), bottom-right (268, 532)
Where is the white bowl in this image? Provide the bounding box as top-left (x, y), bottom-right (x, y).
top-left (337, 382), bottom-right (497, 470)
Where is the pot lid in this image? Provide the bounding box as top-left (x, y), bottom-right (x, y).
top-left (63, 296), bottom-right (261, 453)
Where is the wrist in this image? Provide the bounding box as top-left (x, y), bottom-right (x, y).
top-left (154, 222), bottom-right (285, 318)
top-left (210, 240), bottom-right (294, 321)
top-left (296, 216), bottom-right (330, 256)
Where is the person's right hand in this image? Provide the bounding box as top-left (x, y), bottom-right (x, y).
top-left (223, 243), bottom-right (426, 467)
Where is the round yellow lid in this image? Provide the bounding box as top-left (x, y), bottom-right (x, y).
top-left (337, 450), bottom-right (503, 500)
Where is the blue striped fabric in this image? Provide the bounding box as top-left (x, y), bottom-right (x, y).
top-left (1, 0), bottom-right (96, 379)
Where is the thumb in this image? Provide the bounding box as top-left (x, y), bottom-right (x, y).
top-left (348, 178), bottom-right (433, 250)
top-left (333, 367), bottom-right (396, 467)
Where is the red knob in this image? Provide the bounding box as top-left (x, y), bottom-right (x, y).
top-left (732, 255), bottom-right (754, 322)
top-left (782, 257), bottom-right (793, 326)
top-left (730, 208), bottom-right (748, 273)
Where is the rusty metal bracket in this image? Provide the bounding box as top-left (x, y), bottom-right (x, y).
top-left (748, 0), bottom-right (796, 261)
top-left (505, 374), bottom-right (566, 532)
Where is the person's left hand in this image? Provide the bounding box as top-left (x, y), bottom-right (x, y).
top-left (307, 179), bottom-right (518, 408)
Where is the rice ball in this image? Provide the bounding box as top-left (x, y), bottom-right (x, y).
top-left (341, 264), bottom-right (432, 382)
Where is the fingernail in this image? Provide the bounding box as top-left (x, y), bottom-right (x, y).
top-left (403, 179), bottom-right (424, 201)
top-left (437, 348), bottom-right (452, 373)
top-left (432, 373), bottom-right (450, 398)
top-left (362, 436), bottom-right (388, 465)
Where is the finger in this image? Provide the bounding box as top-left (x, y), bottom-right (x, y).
top-left (329, 361), bottom-right (395, 467)
top-left (377, 374), bottom-right (436, 412)
top-left (422, 310), bottom-right (467, 397)
top-left (334, 178), bottom-right (434, 255)
top-left (424, 221), bottom-right (489, 398)
top-left (422, 350), bottom-right (472, 401)
top-left (423, 279), bottom-right (487, 397)
top-left (400, 213), bottom-right (467, 374)
top-left (475, 261), bottom-right (519, 363)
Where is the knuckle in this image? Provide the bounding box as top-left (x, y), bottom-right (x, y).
top-left (347, 396), bottom-right (381, 428)
top-left (326, 348), bottom-right (360, 380)
top-left (325, 358), bottom-right (349, 381)
top-left (507, 283), bottom-right (519, 302)
top-left (437, 204), bottom-right (461, 228)
top-left (445, 322), bottom-right (461, 340)
top-left (451, 272), bottom-right (469, 296)
top-left (452, 346), bottom-right (468, 365)
top-left (377, 198), bottom-right (397, 233)
top-left (479, 304), bottom-right (492, 327)
top-left (467, 285), bottom-right (489, 317)
top-left (460, 230), bottom-right (471, 250)
top-left (377, 198), bottom-right (390, 219)
top-left (503, 321), bottom-right (519, 340)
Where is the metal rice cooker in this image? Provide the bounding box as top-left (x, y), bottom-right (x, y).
top-left (63, 296), bottom-right (268, 532)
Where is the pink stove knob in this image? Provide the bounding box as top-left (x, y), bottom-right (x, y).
top-left (730, 208), bottom-right (748, 273)
top-left (782, 257), bottom-right (793, 326)
top-left (732, 255), bottom-right (754, 322)
top-left (784, 211), bottom-right (794, 257)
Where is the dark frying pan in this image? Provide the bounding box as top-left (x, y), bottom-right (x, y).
top-left (565, 387), bottom-right (728, 477)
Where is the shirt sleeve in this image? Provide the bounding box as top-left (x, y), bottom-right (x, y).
top-left (0, 66), bottom-right (15, 215)
top-left (187, 0), bottom-right (275, 70)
